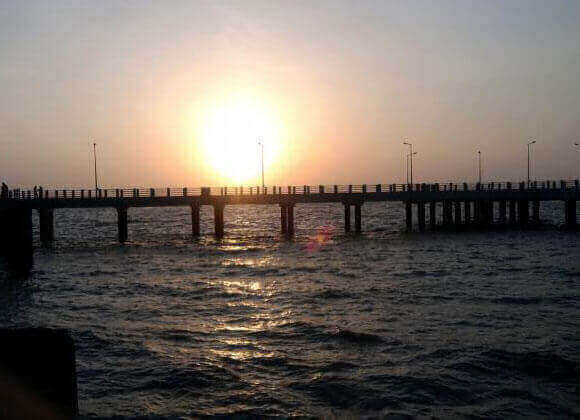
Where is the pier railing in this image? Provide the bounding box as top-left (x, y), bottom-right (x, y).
top-left (5, 179), bottom-right (579, 200)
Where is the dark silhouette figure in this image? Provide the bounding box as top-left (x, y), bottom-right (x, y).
top-left (1, 182), bottom-right (7, 199)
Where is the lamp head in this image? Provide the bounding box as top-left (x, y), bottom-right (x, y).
top-left (528, 139), bottom-right (536, 145)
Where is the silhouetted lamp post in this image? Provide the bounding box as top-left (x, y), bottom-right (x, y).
top-left (406, 151), bottom-right (417, 184)
top-left (257, 137), bottom-right (265, 188)
top-left (403, 141), bottom-right (414, 185)
top-left (93, 141), bottom-right (99, 192)
top-left (478, 150), bottom-right (482, 184)
top-left (527, 139), bottom-right (536, 186)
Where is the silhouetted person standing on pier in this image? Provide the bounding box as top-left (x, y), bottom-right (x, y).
top-left (1, 182), bottom-right (8, 199)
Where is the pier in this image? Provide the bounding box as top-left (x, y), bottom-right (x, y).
top-left (0, 180), bottom-right (578, 258)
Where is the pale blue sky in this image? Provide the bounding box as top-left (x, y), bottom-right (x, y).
top-left (1, 1), bottom-right (579, 187)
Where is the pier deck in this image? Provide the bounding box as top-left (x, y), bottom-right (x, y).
top-left (0, 181), bottom-right (578, 254)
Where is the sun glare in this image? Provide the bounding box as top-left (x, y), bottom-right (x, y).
top-left (198, 96), bottom-right (281, 185)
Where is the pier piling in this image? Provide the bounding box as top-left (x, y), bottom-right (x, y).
top-left (213, 204), bottom-right (225, 238)
top-left (417, 202), bottom-right (426, 232)
top-left (39, 208), bottom-right (55, 243)
top-left (443, 201), bottom-right (453, 226)
top-left (429, 202), bottom-right (436, 228)
top-left (116, 207), bottom-right (128, 243)
top-left (454, 201), bottom-right (461, 226)
top-left (565, 200), bottom-right (577, 227)
top-left (344, 204), bottom-right (351, 233)
top-left (354, 203), bottom-right (362, 233)
top-left (499, 201), bottom-right (507, 224)
top-left (280, 205), bottom-right (288, 234)
top-left (518, 200), bottom-right (529, 226)
top-left (532, 201), bottom-right (540, 223)
top-left (405, 201), bottom-right (412, 231)
top-left (191, 204), bottom-right (200, 236)
top-left (287, 205), bottom-right (295, 236)
top-left (509, 200), bottom-right (517, 224)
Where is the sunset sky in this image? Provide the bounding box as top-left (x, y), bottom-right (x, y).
top-left (1, 0), bottom-right (579, 188)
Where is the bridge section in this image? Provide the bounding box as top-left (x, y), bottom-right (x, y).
top-left (0, 180), bottom-right (578, 262)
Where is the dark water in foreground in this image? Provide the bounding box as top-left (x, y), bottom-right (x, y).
top-left (1, 202), bottom-right (579, 418)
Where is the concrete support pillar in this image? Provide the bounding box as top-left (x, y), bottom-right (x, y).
top-left (354, 204), bottom-right (362, 233)
top-left (478, 201), bottom-right (491, 225)
top-left (532, 201), bottom-right (540, 223)
top-left (0, 208), bottom-right (33, 267)
top-left (442, 201), bottom-right (453, 226)
top-left (518, 200), bottom-right (529, 226)
top-left (417, 202), bottom-right (426, 232)
top-left (213, 203), bottom-right (225, 238)
top-left (509, 200), bottom-right (517, 225)
top-left (39, 208), bottom-right (55, 243)
top-left (464, 201), bottom-right (471, 224)
top-left (190, 204), bottom-right (200, 236)
top-left (116, 207), bottom-right (128, 243)
top-left (344, 204), bottom-right (351, 233)
top-left (405, 201), bottom-right (412, 231)
top-left (287, 205), bottom-right (295, 236)
top-left (429, 202), bottom-right (436, 228)
top-left (280, 205), bottom-right (288, 234)
top-left (499, 201), bottom-right (507, 224)
top-left (565, 200), bottom-right (577, 227)
top-left (454, 201), bottom-right (461, 225)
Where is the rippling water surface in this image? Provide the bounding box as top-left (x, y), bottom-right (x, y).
top-left (1, 202), bottom-right (579, 418)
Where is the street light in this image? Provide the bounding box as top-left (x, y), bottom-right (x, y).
top-left (403, 140), bottom-right (414, 185)
top-left (527, 139), bottom-right (536, 186)
top-left (257, 137), bottom-right (265, 188)
top-left (406, 151), bottom-right (417, 184)
top-left (574, 142), bottom-right (580, 151)
top-left (477, 150), bottom-right (482, 184)
top-left (93, 141), bottom-right (99, 191)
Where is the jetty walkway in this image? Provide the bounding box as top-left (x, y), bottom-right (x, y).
top-left (0, 180), bottom-right (578, 260)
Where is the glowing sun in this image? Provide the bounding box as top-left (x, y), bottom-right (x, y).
top-left (199, 97), bottom-right (281, 185)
